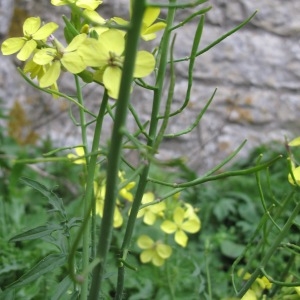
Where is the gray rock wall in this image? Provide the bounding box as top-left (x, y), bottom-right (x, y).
top-left (1, 0), bottom-right (299, 171)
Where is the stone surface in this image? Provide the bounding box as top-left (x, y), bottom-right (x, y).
top-left (1, 0), bottom-right (300, 172)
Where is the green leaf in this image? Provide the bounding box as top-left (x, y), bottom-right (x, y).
top-left (4, 253), bottom-right (67, 291)
top-left (213, 198), bottom-right (236, 221)
top-left (9, 224), bottom-right (63, 242)
top-left (220, 240), bottom-right (245, 259)
top-left (19, 177), bottom-right (66, 219)
top-left (51, 275), bottom-right (72, 300)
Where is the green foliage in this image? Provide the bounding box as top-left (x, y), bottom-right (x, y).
top-left (1, 136), bottom-right (299, 299)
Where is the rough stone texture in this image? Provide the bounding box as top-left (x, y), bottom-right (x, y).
top-left (1, 0), bottom-right (300, 172)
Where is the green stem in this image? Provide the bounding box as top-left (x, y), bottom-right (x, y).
top-left (88, 1), bottom-right (147, 299)
top-left (115, 2), bottom-right (177, 299)
top-left (75, 75), bottom-right (89, 158)
top-left (67, 91), bottom-right (108, 297)
top-left (79, 91), bottom-right (108, 299)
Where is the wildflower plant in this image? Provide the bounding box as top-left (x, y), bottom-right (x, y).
top-left (3, 0), bottom-right (296, 299)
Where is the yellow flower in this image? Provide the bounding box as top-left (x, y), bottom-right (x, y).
top-left (288, 136), bottom-right (300, 147)
top-left (1, 17), bottom-right (58, 61)
top-left (77, 29), bottom-right (155, 99)
top-left (118, 171), bottom-right (136, 202)
top-left (94, 181), bottom-right (123, 228)
top-left (160, 206), bottom-right (201, 247)
top-left (137, 235), bottom-right (172, 266)
top-left (67, 146), bottom-right (86, 164)
top-left (23, 58), bottom-right (59, 97)
top-left (238, 269), bottom-right (272, 300)
top-left (33, 34), bottom-right (87, 87)
top-left (119, 182), bottom-right (135, 202)
top-left (241, 289), bottom-right (257, 300)
top-left (137, 192), bottom-right (165, 225)
top-left (113, 7), bottom-right (166, 41)
top-left (51, 0), bottom-right (102, 10)
top-left (288, 159), bottom-right (300, 186)
top-left (256, 276), bottom-right (272, 290)
top-left (140, 7), bottom-right (166, 41)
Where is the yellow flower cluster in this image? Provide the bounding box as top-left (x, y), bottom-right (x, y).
top-left (1, 0), bottom-right (166, 99)
top-left (239, 270), bottom-right (272, 300)
top-left (136, 193), bottom-right (201, 266)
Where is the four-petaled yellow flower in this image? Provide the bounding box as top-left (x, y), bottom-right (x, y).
top-left (1, 17), bottom-right (58, 61)
top-left (137, 192), bottom-right (165, 225)
top-left (51, 0), bottom-right (102, 10)
top-left (137, 235), bottom-right (172, 266)
top-left (161, 206), bottom-right (201, 247)
top-left (33, 34), bottom-right (87, 87)
top-left (77, 29), bottom-right (155, 99)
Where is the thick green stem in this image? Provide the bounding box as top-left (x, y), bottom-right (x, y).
top-left (88, 1), bottom-right (147, 299)
top-left (115, 2), bottom-right (177, 299)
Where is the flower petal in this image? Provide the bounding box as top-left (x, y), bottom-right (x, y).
top-left (33, 22), bottom-right (59, 40)
top-left (175, 230), bottom-right (188, 247)
top-left (17, 39), bottom-right (37, 61)
top-left (23, 59), bottom-right (44, 79)
top-left (288, 166), bottom-right (300, 185)
top-left (143, 8), bottom-right (160, 27)
top-left (112, 17), bottom-right (128, 26)
top-left (78, 38), bottom-right (107, 67)
top-left (103, 66), bottom-right (122, 99)
top-left (83, 9), bottom-right (105, 24)
top-left (160, 220), bottom-right (177, 234)
top-left (134, 51), bottom-right (155, 78)
top-left (113, 207), bottom-right (123, 228)
top-left (100, 29), bottom-right (125, 56)
top-left (144, 211), bottom-right (156, 225)
top-left (33, 48), bottom-right (56, 65)
top-left (65, 33), bottom-right (87, 52)
top-left (289, 137), bottom-right (300, 147)
top-left (76, 0), bottom-right (102, 10)
top-left (156, 244), bottom-right (172, 259)
top-left (140, 249), bottom-right (154, 263)
top-left (1, 38), bottom-right (25, 55)
top-left (23, 17), bottom-right (41, 36)
top-left (181, 219), bottom-right (201, 233)
top-left (51, 0), bottom-right (75, 5)
top-left (137, 235), bottom-right (154, 249)
top-left (152, 253), bottom-right (164, 266)
top-left (62, 52), bottom-right (86, 73)
top-left (241, 289), bottom-right (256, 300)
top-left (141, 192), bottom-right (155, 204)
top-left (67, 153), bottom-right (86, 165)
top-left (39, 61), bottom-right (61, 87)
top-left (144, 22), bottom-right (166, 36)
top-left (173, 207), bottom-right (185, 226)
